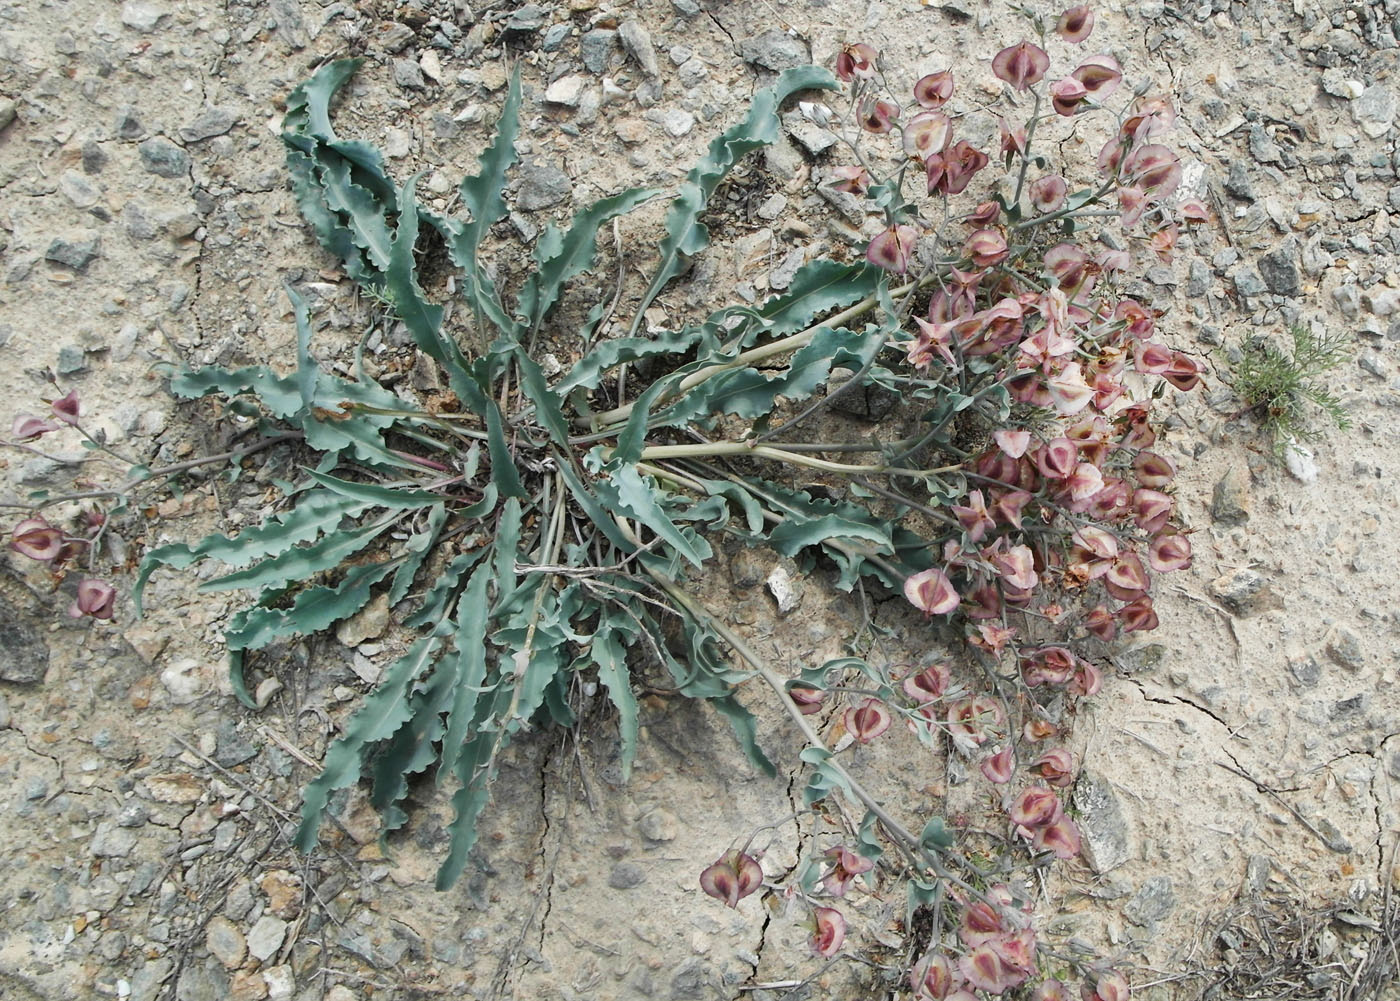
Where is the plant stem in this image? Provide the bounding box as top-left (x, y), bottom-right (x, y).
top-left (634, 441), bottom-right (958, 479)
top-left (0, 432), bottom-right (303, 512)
top-left (649, 572), bottom-right (979, 896)
top-left (587, 272), bottom-right (946, 430)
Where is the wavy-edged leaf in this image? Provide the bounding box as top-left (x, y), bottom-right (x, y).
top-left (388, 503), bottom-right (448, 605)
top-left (630, 65), bottom-right (838, 335)
top-left (404, 547), bottom-right (488, 629)
top-left (559, 325), bottom-right (706, 395)
top-left (517, 187), bottom-right (660, 329)
top-left (200, 513), bottom-right (396, 594)
top-left (589, 613), bottom-right (639, 781)
top-left (135, 488), bottom-right (367, 613)
top-left (439, 564), bottom-right (493, 783)
top-left (513, 351), bottom-right (571, 448)
top-left (286, 285), bottom-right (320, 410)
top-left (319, 156), bottom-right (394, 271)
top-left (729, 259), bottom-right (880, 348)
top-left (169, 365), bottom-right (303, 418)
top-left (712, 694), bottom-right (776, 777)
top-left (436, 680), bottom-right (513, 890)
top-left (308, 470), bottom-right (444, 509)
top-left (225, 561), bottom-right (394, 653)
top-left (369, 640), bottom-right (458, 840)
top-left (484, 403), bottom-right (527, 499)
top-left (767, 513), bottom-right (894, 559)
top-left (284, 144), bottom-right (374, 284)
top-left (295, 632), bottom-right (444, 852)
top-left (662, 324), bottom-right (880, 423)
top-left (595, 463), bottom-right (708, 567)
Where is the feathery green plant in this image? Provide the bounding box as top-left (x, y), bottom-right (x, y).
top-left (1231, 323), bottom-right (1352, 457)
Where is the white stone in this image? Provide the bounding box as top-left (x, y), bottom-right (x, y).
top-left (419, 50), bottom-right (442, 83)
top-left (120, 0), bottom-right (169, 32)
top-left (262, 964), bottom-right (294, 1001)
top-left (544, 75), bottom-right (585, 107)
top-left (1282, 441), bottom-right (1318, 483)
top-left (246, 915), bottom-right (288, 962)
top-left (159, 658), bottom-right (211, 704)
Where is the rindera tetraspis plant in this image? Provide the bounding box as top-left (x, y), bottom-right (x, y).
top-left (116, 2), bottom-right (1201, 990)
top-left (134, 58), bottom-right (929, 890)
top-left (1229, 323), bottom-right (1352, 458)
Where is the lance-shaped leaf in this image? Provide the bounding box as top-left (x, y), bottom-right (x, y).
top-left (630, 65), bottom-right (838, 335)
top-left (308, 470), bottom-right (444, 509)
top-left (295, 633), bottom-right (444, 852)
top-left (437, 681), bottom-right (514, 890)
top-left (224, 561), bottom-right (395, 653)
top-left (725, 259), bottom-right (880, 348)
top-left (593, 462), bottom-right (709, 567)
top-left (387, 503), bottom-right (448, 605)
top-left (135, 488), bottom-right (369, 613)
top-left (199, 513), bottom-right (396, 594)
top-left (517, 187), bottom-right (660, 330)
top-left (588, 612), bottom-right (640, 781)
top-left (169, 364), bottom-right (304, 418)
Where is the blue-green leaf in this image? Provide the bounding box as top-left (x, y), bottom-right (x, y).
top-left (225, 561), bottom-right (394, 652)
top-left (295, 632), bottom-right (444, 852)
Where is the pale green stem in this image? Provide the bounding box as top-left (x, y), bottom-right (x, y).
top-left (634, 441), bottom-right (958, 479)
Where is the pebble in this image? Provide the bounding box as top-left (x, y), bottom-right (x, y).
top-left (505, 4), bottom-right (547, 32)
top-left (0, 597), bottom-right (51, 683)
top-left (657, 109), bottom-right (694, 138)
top-left (0, 98), bottom-right (15, 130)
top-left (1321, 68), bottom-right (1365, 100)
top-left (580, 29), bottom-right (617, 75)
top-left (516, 162), bottom-right (572, 210)
top-left (262, 965), bottom-right (294, 1001)
top-left (1186, 259), bottom-right (1210, 297)
top-left (393, 58), bottom-right (425, 91)
top-left (737, 28), bottom-right (809, 71)
top-left (1209, 567), bottom-right (1270, 615)
top-left (90, 821), bottom-right (140, 858)
top-left (120, 0), bottom-right (169, 32)
top-left (1332, 284), bottom-right (1361, 318)
top-left (765, 565), bottom-right (803, 616)
top-left (419, 50), bottom-right (442, 83)
top-left (608, 862), bottom-right (647, 889)
top-left (0, 692), bottom-right (9, 730)
top-left (542, 23), bottom-right (573, 51)
top-left (179, 107), bottom-right (237, 143)
top-left (639, 808), bottom-right (678, 842)
top-left (1223, 160), bottom-right (1255, 202)
top-left (1352, 84), bottom-right (1397, 139)
top-left (46, 232), bottom-right (100, 270)
top-left (205, 916), bottom-right (247, 969)
top-left (782, 111), bottom-right (837, 156)
top-left (1282, 441), bottom-right (1319, 482)
top-left (1210, 467), bottom-right (1251, 525)
top-left (59, 170), bottom-right (100, 208)
top-left (1324, 626), bottom-right (1364, 671)
top-left (1258, 242), bottom-right (1301, 297)
top-left (335, 593), bottom-right (390, 647)
top-left (1248, 124), bottom-right (1280, 164)
top-left (618, 20), bottom-right (660, 78)
top-left (1363, 287), bottom-right (1400, 317)
top-left (246, 914), bottom-right (287, 962)
top-left (1072, 770), bottom-right (1131, 873)
top-left (139, 137), bottom-right (189, 179)
top-left (1123, 876), bottom-right (1176, 927)
top-left (544, 75), bottom-right (586, 107)
top-left (214, 719), bottom-right (258, 767)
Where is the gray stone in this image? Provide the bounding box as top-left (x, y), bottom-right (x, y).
top-left (1210, 467), bottom-right (1251, 525)
top-left (0, 597), bottom-right (50, 683)
top-left (1258, 242), bottom-right (1300, 297)
top-left (0, 98), bottom-right (14, 131)
top-left (670, 958), bottom-right (711, 998)
top-left (658, 109), bottom-right (694, 138)
top-left (618, 20), bottom-right (660, 78)
top-left (57, 344), bottom-right (88, 374)
top-left (115, 106), bottom-right (145, 140)
top-left (1364, 287), bottom-right (1400, 317)
top-left (1224, 160), bottom-right (1255, 201)
top-left (607, 861), bottom-right (647, 889)
top-left (393, 58), bottom-right (425, 91)
top-left (1073, 770), bottom-right (1131, 872)
top-left (580, 30), bottom-right (617, 74)
top-left (542, 23), bottom-right (572, 51)
top-left (337, 926), bottom-right (409, 968)
top-left (1123, 876), bottom-right (1175, 926)
top-left (737, 28), bottom-right (808, 71)
top-left (117, 801), bottom-right (149, 827)
top-left (1324, 627), bottom-right (1364, 671)
top-left (204, 916), bottom-right (246, 968)
top-left (246, 914), bottom-right (287, 962)
top-left (91, 821), bottom-right (139, 858)
top-left (783, 111), bottom-right (837, 155)
top-left (130, 958), bottom-right (174, 1001)
top-left (639, 808), bottom-right (678, 842)
top-left (1247, 124), bottom-right (1280, 164)
top-left (59, 170), bottom-right (100, 208)
top-left (677, 57), bottom-right (708, 88)
top-left (504, 5), bottom-right (547, 32)
top-left (0, 693), bottom-right (9, 729)
top-left (1332, 284), bottom-right (1361, 319)
top-left (1231, 267), bottom-right (1267, 298)
top-left (1313, 814), bottom-right (1353, 854)
top-left (516, 162), bottom-right (571, 211)
top-left (175, 960), bottom-right (229, 1001)
top-left (672, 0), bottom-right (701, 14)
top-left (139, 137), bottom-right (189, 178)
top-left (213, 720), bottom-right (257, 767)
top-left (45, 232), bottom-right (100, 270)
top-left (1186, 259), bottom-right (1211, 297)
top-left (121, 0), bottom-right (169, 32)
top-left (1210, 567), bottom-right (1269, 615)
top-left (178, 106), bottom-right (237, 143)
top-left (1352, 84), bottom-right (1397, 139)
top-left (124, 203), bottom-right (157, 240)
